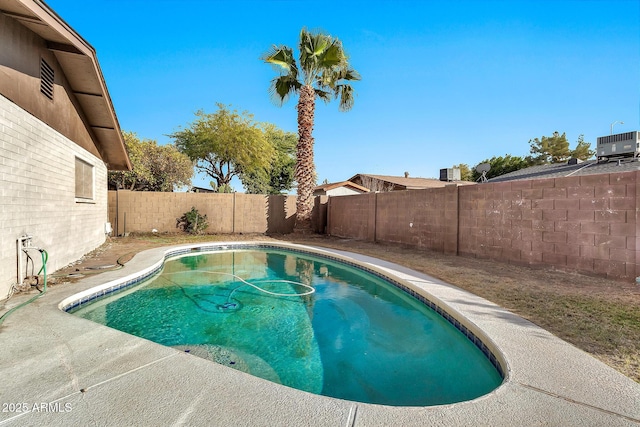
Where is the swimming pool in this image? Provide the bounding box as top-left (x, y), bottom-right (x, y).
top-left (65, 244), bottom-right (504, 406)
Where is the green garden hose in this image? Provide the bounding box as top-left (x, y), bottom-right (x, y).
top-left (0, 249), bottom-right (48, 326)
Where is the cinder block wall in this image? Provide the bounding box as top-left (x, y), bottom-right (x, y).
top-left (375, 186), bottom-right (459, 254)
top-left (326, 193), bottom-right (375, 240)
top-left (327, 172), bottom-right (639, 282)
top-left (458, 172), bottom-right (638, 280)
top-left (328, 187), bottom-right (458, 253)
top-left (0, 95), bottom-right (108, 298)
top-left (108, 191), bottom-right (300, 235)
top-left (312, 195), bottom-right (329, 234)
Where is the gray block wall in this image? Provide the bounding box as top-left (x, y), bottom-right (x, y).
top-left (0, 94), bottom-right (108, 299)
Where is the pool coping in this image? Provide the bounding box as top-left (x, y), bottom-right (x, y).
top-left (1, 241), bottom-right (639, 426)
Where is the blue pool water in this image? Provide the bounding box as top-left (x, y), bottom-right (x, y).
top-left (70, 248), bottom-right (502, 406)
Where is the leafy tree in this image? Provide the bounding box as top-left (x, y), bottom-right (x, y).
top-left (471, 155), bottom-right (529, 181)
top-left (527, 132), bottom-right (594, 165)
top-left (453, 163), bottom-right (474, 181)
top-left (527, 131), bottom-right (569, 164)
top-left (108, 131), bottom-right (193, 191)
top-left (463, 132), bottom-right (595, 183)
top-left (171, 104), bottom-right (274, 190)
top-left (570, 134), bottom-right (595, 160)
top-left (241, 170), bottom-right (270, 194)
top-left (242, 124), bottom-right (296, 194)
top-left (209, 181), bottom-right (234, 193)
top-left (262, 28), bottom-right (360, 230)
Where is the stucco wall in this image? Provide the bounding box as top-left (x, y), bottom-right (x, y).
top-left (0, 94), bottom-right (108, 298)
top-left (325, 187), bottom-right (364, 197)
top-left (327, 173), bottom-right (639, 282)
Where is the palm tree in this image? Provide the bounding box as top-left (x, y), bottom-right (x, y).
top-left (262, 28), bottom-right (360, 231)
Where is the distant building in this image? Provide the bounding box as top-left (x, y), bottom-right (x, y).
top-left (313, 181), bottom-right (370, 197)
top-left (488, 157), bottom-right (640, 183)
top-left (483, 132), bottom-right (640, 183)
top-left (190, 186), bottom-right (216, 193)
top-left (349, 173), bottom-right (474, 192)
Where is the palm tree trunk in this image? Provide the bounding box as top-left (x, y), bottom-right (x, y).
top-left (295, 85), bottom-right (316, 231)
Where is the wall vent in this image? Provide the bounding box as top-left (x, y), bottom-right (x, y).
top-left (40, 58), bottom-right (54, 100)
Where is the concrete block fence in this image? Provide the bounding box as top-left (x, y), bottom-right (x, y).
top-left (327, 171), bottom-right (639, 282)
top-left (108, 170), bottom-right (638, 282)
top-left (108, 191), bottom-right (327, 236)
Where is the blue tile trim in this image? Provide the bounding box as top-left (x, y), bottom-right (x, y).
top-left (62, 242), bottom-right (505, 379)
top-left (61, 263), bottom-right (164, 312)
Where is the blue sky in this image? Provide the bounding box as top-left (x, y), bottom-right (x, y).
top-left (47, 0), bottom-right (639, 190)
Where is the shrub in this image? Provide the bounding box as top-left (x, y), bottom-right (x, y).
top-left (176, 207), bottom-right (208, 235)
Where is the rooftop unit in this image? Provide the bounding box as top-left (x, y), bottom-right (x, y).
top-left (439, 168), bottom-right (461, 182)
top-left (596, 131), bottom-right (639, 162)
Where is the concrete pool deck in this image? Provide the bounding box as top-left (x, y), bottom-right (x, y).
top-left (0, 242), bottom-right (638, 426)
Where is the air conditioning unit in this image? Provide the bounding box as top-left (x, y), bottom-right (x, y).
top-left (597, 131), bottom-right (639, 161)
top-left (439, 168), bottom-right (461, 182)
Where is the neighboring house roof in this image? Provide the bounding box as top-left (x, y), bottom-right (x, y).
top-left (349, 174), bottom-right (475, 190)
top-left (314, 181), bottom-right (370, 193)
top-left (0, 0), bottom-right (131, 170)
top-left (488, 158), bottom-right (640, 183)
top-left (190, 186), bottom-right (215, 193)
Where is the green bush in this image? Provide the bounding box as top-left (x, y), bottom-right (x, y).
top-left (176, 207), bottom-right (208, 235)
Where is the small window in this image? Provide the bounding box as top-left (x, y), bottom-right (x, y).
top-left (75, 157), bottom-right (94, 200)
top-left (40, 58), bottom-right (54, 100)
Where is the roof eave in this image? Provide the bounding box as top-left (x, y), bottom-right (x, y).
top-left (6, 0), bottom-right (131, 170)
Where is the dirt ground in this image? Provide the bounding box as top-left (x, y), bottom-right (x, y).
top-left (50, 232), bottom-right (640, 383)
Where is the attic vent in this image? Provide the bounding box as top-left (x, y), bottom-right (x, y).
top-left (40, 58), bottom-right (54, 100)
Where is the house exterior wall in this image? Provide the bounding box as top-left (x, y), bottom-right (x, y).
top-left (0, 13), bottom-right (102, 160)
top-left (327, 173), bottom-right (640, 282)
top-left (350, 176), bottom-right (399, 192)
top-left (326, 187), bottom-right (364, 196)
top-left (0, 94), bottom-right (108, 298)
